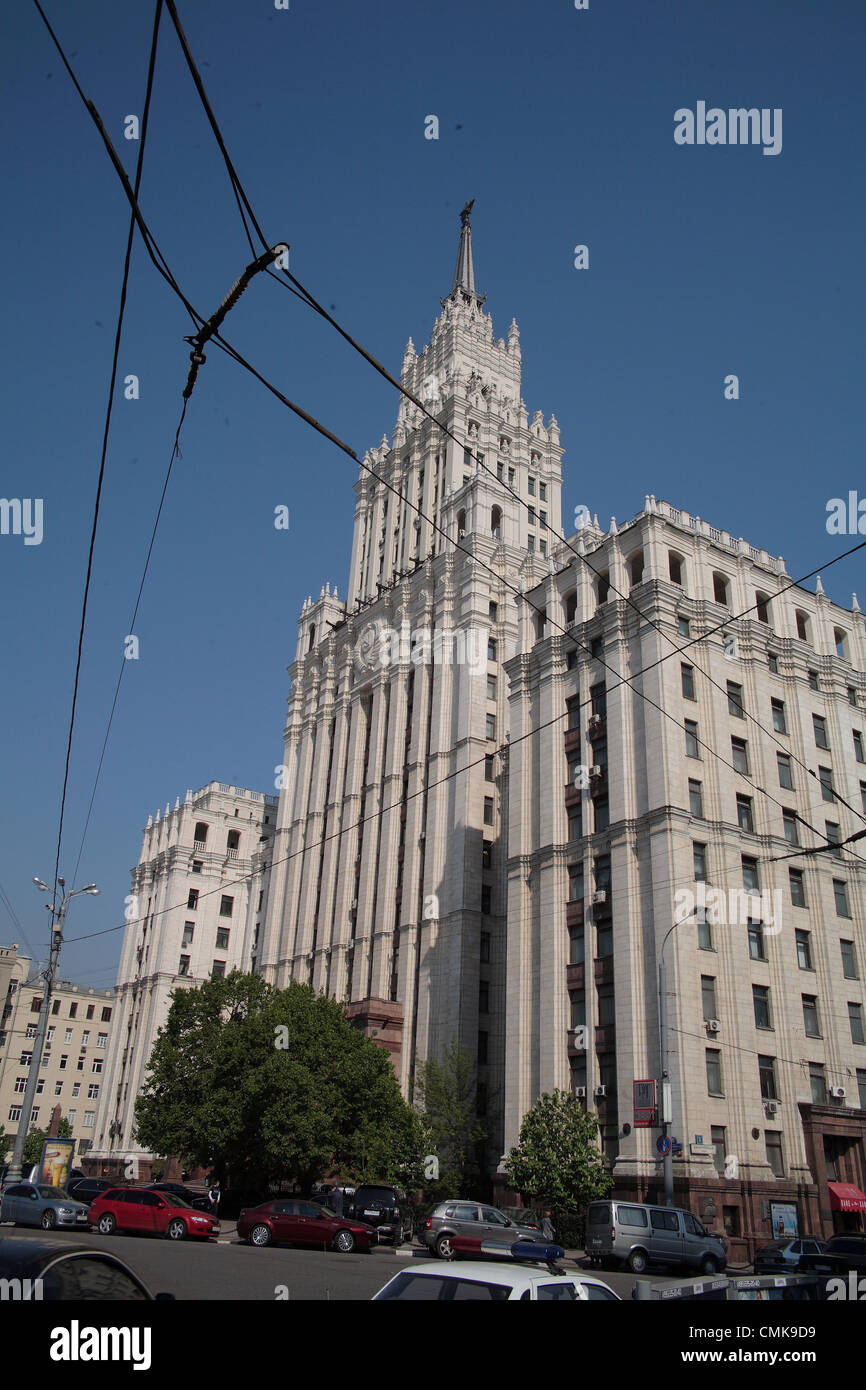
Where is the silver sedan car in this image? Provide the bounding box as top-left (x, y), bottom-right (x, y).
top-left (422, 1201), bottom-right (544, 1258)
top-left (0, 1182), bottom-right (90, 1231)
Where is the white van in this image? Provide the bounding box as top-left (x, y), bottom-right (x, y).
top-left (586, 1199), bottom-right (727, 1274)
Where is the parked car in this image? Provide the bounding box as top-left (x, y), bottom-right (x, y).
top-left (0, 1182), bottom-right (90, 1231)
top-left (0, 1238), bottom-right (175, 1300)
top-left (237, 1197), bottom-right (378, 1252)
top-left (754, 1237), bottom-right (826, 1273)
top-left (422, 1200), bottom-right (542, 1259)
top-left (144, 1182), bottom-right (211, 1212)
top-left (65, 1177), bottom-right (117, 1207)
top-left (800, 1233), bottom-right (866, 1275)
top-left (217, 1186), bottom-right (269, 1220)
top-left (88, 1187), bottom-right (220, 1240)
top-left (585, 1199), bottom-right (727, 1274)
top-left (350, 1184), bottom-right (414, 1245)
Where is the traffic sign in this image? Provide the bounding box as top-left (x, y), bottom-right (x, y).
top-left (656, 1135), bottom-right (672, 1156)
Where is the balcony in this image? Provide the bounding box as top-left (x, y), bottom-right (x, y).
top-left (595, 1023), bottom-right (616, 1053)
top-left (564, 783), bottom-right (581, 808)
top-left (566, 900), bottom-right (585, 929)
top-left (566, 961), bottom-right (585, 990)
top-left (591, 893), bottom-right (612, 921)
top-left (193, 840), bottom-right (207, 853)
top-left (593, 955), bottom-right (614, 987)
top-left (564, 728), bottom-right (581, 755)
top-left (566, 1029), bottom-right (585, 1058)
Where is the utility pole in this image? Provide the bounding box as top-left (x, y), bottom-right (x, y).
top-left (6, 877), bottom-right (98, 1184)
top-left (657, 908), bottom-right (695, 1208)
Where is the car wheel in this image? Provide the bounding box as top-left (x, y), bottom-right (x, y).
top-left (249, 1223), bottom-right (271, 1247)
top-left (41, 1209), bottom-right (57, 1230)
top-left (97, 1213), bottom-right (116, 1235)
top-left (626, 1248), bottom-right (648, 1274)
top-left (334, 1229), bottom-right (356, 1254)
top-left (700, 1254), bottom-right (720, 1275)
top-left (166, 1218), bottom-right (187, 1241)
top-left (436, 1233), bottom-right (454, 1260)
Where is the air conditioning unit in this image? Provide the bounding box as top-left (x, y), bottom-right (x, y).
top-left (589, 766), bottom-right (603, 779)
top-left (355, 854), bottom-right (362, 864)
top-left (588, 714), bottom-right (602, 733)
top-left (350, 899), bottom-right (358, 910)
top-left (594, 1085), bottom-right (607, 1098)
top-left (764, 1101), bottom-right (777, 1116)
top-left (830, 1086), bottom-right (846, 1099)
top-left (458, 529), bottom-right (466, 540)
top-left (575, 1086), bottom-right (587, 1099)
top-left (591, 890), bottom-right (607, 905)
top-left (418, 831), bottom-right (426, 841)
top-left (706, 1019), bottom-right (721, 1033)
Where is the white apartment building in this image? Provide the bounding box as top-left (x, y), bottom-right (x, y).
top-left (505, 499), bottom-right (866, 1255)
top-left (90, 782), bottom-right (276, 1177)
top-left (0, 944), bottom-right (115, 1160)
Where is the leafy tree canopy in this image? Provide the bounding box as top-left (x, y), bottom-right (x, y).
top-left (505, 1089), bottom-right (612, 1212)
top-left (414, 1039), bottom-right (485, 1196)
top-left (22, 1117), bottom-right (73, 1167)
top-left (134, 971), bottom-right (424, 1190)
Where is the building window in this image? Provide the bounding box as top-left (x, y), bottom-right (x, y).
top-left (833, 880), bottom-right (850, 917)
top-left (59, 1055), bottom-right (67, 1071)
top-left (684, 720), bottom-right (700, 758)
top-left (527, 534), bottom-right (535, 553)
top-left (568, 865), bottom-right (584, 903)
top-left (854, 731), bottom-right (865, 763)
top-left (91, 1059), bottom-right (103, 1074)
top-left (567, 804), bottom-right (583, 841)
top-left (480, 931), bottom-right (490, 963)
top-left (64, 1028), bottom-right (72, 1043)
top-left (768, 652), bottom-right (779, 673)
top-left (753, 984), bottom-right (772, 1029)
top-left (69, 1003), bottom-right (77, 1019)
top-left (88, 1083), bottom-right (99, 1099)
top-left (487, 674), bottom-right (497, 701)
top-left (192, 860), bottom-right (203, 874)
top-left (796, 930), bottom-right (813, 970)
top-left (212, 962), bottom-right (226, 980)
top-left (802, 995), bottom-right (821, 1037)
top-left (482, 840), bottom-right (493, 870)
top-left (97, 1032), bottom-right (107, 1048)
top-left (83, 1111), bottom-right (95, 1128)
top-left (569, 923), bottom-right (584, 966)
top-left (731, 737), bottom-right (749, 775)
top-left (487, 637), bottom-right (497, 662)
top-left (771, 699), bottom-right (787, 734)
top-left (528, 476), bottom-right (536, 497)
top-left (711, 1126), bottom-right (726, 1174)
top-left (688, 780), bottom-right (703, 817)
top-left (481, 885), bottom-right (492, 915)
top-left (681, 664), bottom-right (696, 700)
top-left (819, 767), bottom-right (834, 804)
top-left (693, 843), bottom-right (708, 882)
top-left (706, 1049), bottom-right (723, 1096)
top-left (782, 811), bottom-right (799, 846)
top-left (485, 713), bottom-right (496, 740)
top-left (187, 889), bottom-right (199, 910)
top-left (477, 1031), bottom-right (488, 1065)
top-left (479, 981), bottom-right (489, 1014)
top-left (14, 1076), bottom-right (26, 1094)
top-left (789, 868), bottom-right (807, 908)
top-left (712, 573), bottom-right (729, 606)
top-left (826, 822), bottom-right (842, 858)
top-left (701, 976), bottom-right (717, 1021)
top-left (182, 923), bottom-right (195, 948)
top-left (809, 1064), bottom-right (827, 1105)
top-left (485, 755), bottom-right (494, 782)
top-left (216, 928), bottom-right (230, 951)
top-left (54, 1082), bottom-right (62, 1096)
top-left (813, 714), bottom-right (829, 750)
top-left (742, 857), bottom-right (759, 892)
top-left (841, 940), bottom-right (859, 980)
top-left (697, 914), bottom-right (713, 951)
top-left (849, 1003), bottom-right (865, 1046)
top-left (858, 1070), bottom-right (866, 1109)
top-left (727, 682), bottom-right (745, 718)
top-left (178, 956), bottom-right (190, 977)
top-left (758, 1055), bottom-right (778, 1100)
top-left (219, 895), bottom-right (234, 918)
top-left (678, 616), bottom-right (690, 637)
top-left (489, 601), bottom-right (498, 622)
top-left (765, 1131), bottom-right (784, 1177)
top-left (194, 822), bottom-right (208, 844)
top-left (777, 753), bottom-right (794, 790)
top-left (71, 1082), bottom-right (80, 1098)
top-left (737, 795), bottom-right (754, 833)
top-left (808, 669), bottom-right (819, 691)
top-left (748, 920), bottom-right (765, 961)
top-left (8, 1107), bottom-right (22, 1123)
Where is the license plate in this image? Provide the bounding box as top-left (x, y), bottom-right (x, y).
top-left (591, 1238), bottom-right (602, 1247)
top-left (364, 1210), bottom-right (378, 1217)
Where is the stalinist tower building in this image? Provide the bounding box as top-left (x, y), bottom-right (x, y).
top-left (259, 206), bottom-right (563, 1166)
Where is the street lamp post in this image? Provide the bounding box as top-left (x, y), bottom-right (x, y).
top-left (5, 877), bottom-right (98, 1184)
top-left (658, 908), bottom-right (696, 1208)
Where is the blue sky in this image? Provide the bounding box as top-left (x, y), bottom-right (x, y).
top-left (1, 0), bottom-right (864, 986)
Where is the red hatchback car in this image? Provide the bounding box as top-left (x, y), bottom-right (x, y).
top-left (88, 1187), bottom-right (220, 1241)
top-left (237, 1197), bottom-right (377, 1253)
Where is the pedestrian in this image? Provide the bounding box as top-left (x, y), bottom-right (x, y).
top-left (541, 1210), bottom-right (555, 1241)
top-left (331, 1186), bottom-right (345, 1218)
top-left (207, 1179), bottom-right (221, 1215)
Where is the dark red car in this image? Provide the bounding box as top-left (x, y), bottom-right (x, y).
top-left (237, 1197), bottom-right (377, 1253)
top-left (87, 1187), bottom-right (220, 1241)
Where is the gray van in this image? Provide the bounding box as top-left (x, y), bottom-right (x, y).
top-left (585, 1200), bottom-right (727, 1274)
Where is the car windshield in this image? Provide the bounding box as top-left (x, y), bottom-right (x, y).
top-left (38, 1187), bottom-right (68, 1200)
top-left (375, 1272), bottom-right (512, 1301)
top-left (357, 1188), bottom-right (395, 1204)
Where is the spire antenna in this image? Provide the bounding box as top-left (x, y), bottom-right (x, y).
top-left (450, 200), bottom-right (484, 303)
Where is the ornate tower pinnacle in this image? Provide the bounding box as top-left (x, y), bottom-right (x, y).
top-left (449, 200), bottom-right (484, 306)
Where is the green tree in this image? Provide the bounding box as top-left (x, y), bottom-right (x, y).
top-left (22, 1117), bottom-right (73, 1167)
top-left (505, 1090), bottom-right (612, 1240)
top-left (0, 1125), bottom-right (7, 1162)
top-left (134, 971), bottom-right (424, 1190)
top-left (414, 1039), bottom-right (485, 1196)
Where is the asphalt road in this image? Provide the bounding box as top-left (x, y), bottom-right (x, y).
top-left (0, 1224), bottom-right (687, 1300)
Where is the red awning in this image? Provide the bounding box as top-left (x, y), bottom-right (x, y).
top-left (828, 1182), bottom-right (866, 1213)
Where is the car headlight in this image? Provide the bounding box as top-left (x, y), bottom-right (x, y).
top-left (57, 1207), bottom-right (74, 1215)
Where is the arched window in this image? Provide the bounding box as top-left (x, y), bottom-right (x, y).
top-left (795, 610), bottom-right (810, 643)
top-left (457, 508), bottom-right (466, 538)
top-left (491, 505), bottom-right (502, 539)
top-left (755, 591), bottom-right (771, 625)
top-left (596, 573), bottom-right (610, 606)
top-left (536, 607), bottom-right (547, 640)
top-left (712, 572), bottom-right (730, 606)
top-left (668, 551), bottom-right (684, 586)
top-left (628, 550), bottom-right (645, 587)
top-left (564, 589), bottom-right (577, 626)
top-left (834, 627), bottom-right (848, 660)
top-left (307, 623), bottom-right (316, 652)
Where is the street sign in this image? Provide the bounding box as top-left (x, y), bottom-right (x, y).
top-left (656, 1135), bottom-right (672, 1157)
top-left (633, 1079), bottom-right (658, 1127)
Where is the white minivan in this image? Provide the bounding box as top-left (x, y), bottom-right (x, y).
top-left (586, 1200), bottom-right (727, 1274)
